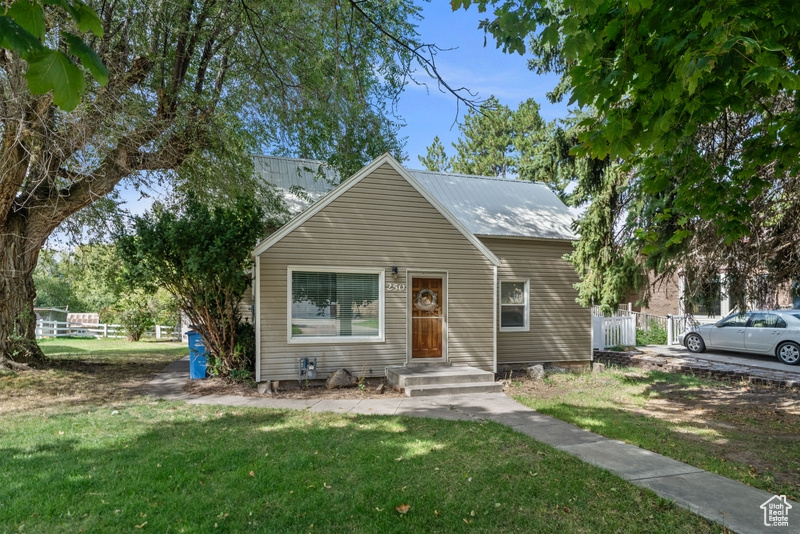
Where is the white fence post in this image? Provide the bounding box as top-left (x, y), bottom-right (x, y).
top-left (667, 315), bottom-right (673, 346)
top-left (155, 325), bottom-right (162, 340)
top-left (592, 316), bottom-right (605, 350)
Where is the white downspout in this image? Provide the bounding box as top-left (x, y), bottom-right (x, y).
top-left (493, 265), bottom-right (498, 373)
top-left (254, 254), bottom-right (261, 383)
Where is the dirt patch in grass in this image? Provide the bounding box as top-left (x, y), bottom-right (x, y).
top-left (2, 360), bottom-right (404, 416)
top-left (183, 376), bottom-right (404, 399)
top-left (0, 359), bottom-right (171, 415)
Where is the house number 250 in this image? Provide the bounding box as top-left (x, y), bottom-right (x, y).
top-left (386, 283), bottom-right (406, 292)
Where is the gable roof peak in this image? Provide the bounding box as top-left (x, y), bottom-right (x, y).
top-left (253, 153), bottom-right (576, 242)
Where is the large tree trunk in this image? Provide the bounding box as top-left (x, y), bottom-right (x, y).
top-left (0, 222), bottom-right (44, 364)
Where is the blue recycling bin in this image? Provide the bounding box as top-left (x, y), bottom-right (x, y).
top-left (187, 330), bottom-right (208, 379)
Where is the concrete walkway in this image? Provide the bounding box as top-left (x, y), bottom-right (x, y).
top-left (148, 357), bottom-right (798, 534)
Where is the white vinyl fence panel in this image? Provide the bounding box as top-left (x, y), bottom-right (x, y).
top-left (666, 315), bottom-right (699, 346)
top-left (591, 306), bottom-right (668, 332)
top-left (592, 315), bottom-right (636, 350)
top-left (35, 320), bottom-right (179, 340)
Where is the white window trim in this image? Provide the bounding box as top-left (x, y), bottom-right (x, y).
top-left (499, 279), bottom-right (530, 332)
top-left (287, 266), bottom-right (385, 344)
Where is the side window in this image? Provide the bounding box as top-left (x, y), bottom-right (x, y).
top-left (748, 313), bottom-right (768, 328)
top-left (500, 280), bottom-right (529, 331)
top-left (750, 313), bottom-right (787, 328)
top-left (766, 314), bottom-right (787, 328)
top-left (719, 313), bottom-right (749, 327)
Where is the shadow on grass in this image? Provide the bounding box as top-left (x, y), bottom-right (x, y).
top-left (39, 345), bottom-right (91, 355)
top-left (533, 399), bottom-right (799, 501)
top-left (0, 356), bottom-right (186, 415)
top-left (0, 404), bottom-right (719, 534)
top-left (619, 370), bottom-right (713, 389)
top-left (43, 349), bottom-right (187, 362)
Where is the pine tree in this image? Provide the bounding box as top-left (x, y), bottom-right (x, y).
top-left (418, 136), bottom-right (451, 172)
top-left (451, 97), bottom-right (515, 177)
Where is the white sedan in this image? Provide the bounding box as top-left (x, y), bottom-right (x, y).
top-left (679, 310), bottom-right (800, 365)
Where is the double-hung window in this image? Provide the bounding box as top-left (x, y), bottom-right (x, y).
top-left (500, 280), bottom-right (529, 331)
top-left (288, 267), bottom-right (384, 342)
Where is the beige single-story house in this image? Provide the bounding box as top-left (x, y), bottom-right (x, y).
top-left (251, 153), bottom-right (590, 383)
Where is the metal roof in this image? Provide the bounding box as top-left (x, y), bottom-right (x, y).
top-left (254, 155), bottom-right (575, 240)
top-left (253, 155), bottom-right (338, 215)
top-left (407, 169), bottom-right (576, 240)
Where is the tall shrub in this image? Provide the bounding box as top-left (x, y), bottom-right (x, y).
top-left (117, 196), bottom-right (265, 375)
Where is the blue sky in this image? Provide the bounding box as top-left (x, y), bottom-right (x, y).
top-left (397, 2), bottom-right (570, 167)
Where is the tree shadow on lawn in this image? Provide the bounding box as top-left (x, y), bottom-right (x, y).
top-left (38, 345), bottom-right (91, 355)
top-left (0, 404), bottom-right (719, 534)
top-left (43, 349), bottom-right (188, 363)
top-left (535, 397), bottom-right (799, 501)
top-left (619, 371), bottom-right (800, 424)
top-left (0, 357), bottom-right (183, 415)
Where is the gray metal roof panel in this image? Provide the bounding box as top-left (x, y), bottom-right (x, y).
top-left (254, 155), bottom-right (575, 240)
top-left (406, 169), bottom-right (576, 240)
top-left (253, 155), bottom-right (338, 215)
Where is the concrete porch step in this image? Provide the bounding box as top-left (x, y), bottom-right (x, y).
top-left (404, 381), bottom-right (503, 397)
top-left (386, 365), bottom-right (501, 397)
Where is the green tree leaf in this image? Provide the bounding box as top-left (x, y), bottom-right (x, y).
top-left (7, 0), bottom-right (45, 40)
top-left (64, 0), bottom-right (104, 37)
top-left (0, 15), bottom-right (44, 58)
top-left (63, 32), bottom-right (108, 85)
top-left (460, 0), bottom-right (800, 312)
top-left (25, 49), bottom-right (86, 111)
top-left (741, 65), bottom-right (778, 87)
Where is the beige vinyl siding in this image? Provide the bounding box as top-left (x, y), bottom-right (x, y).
top-left (259, 163), bottom-right (495, 381)
top-left (481, 237), bottom-right (590, 365)
top-left (238, 285), bottom-right (253, 324)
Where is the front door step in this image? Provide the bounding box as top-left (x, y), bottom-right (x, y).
top-left (386, 365), bottom-right (502, 397)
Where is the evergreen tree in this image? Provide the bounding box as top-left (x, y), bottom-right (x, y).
top-left (418, 136), bottom-right (451, 172)
top-left (452, 97), bottom-right (515, 177)
top-left (448, 96), bottom-right (555, 189)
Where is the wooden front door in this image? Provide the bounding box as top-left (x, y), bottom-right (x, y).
top-left (411, 277), bottom-right (444, 359)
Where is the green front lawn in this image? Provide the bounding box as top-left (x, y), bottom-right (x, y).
top-left (510, 368), bottom-right (800, 501)
top-left (39, 337), bottom-right (187, 361)
top-left (1, 340), bottom-right (719, 532)
top-left (0, 401), bottom-right (719, 533)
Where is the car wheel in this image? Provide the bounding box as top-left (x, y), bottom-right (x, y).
top-left (685, 333), bottom-right (706, 353)
top-left (776, 341), bottom-right (800, 365)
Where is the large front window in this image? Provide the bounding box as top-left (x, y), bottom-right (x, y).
top-left (289, 268), bottom-right (384, 342)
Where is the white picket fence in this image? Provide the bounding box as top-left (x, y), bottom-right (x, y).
top-left (35, 320), bottom-right (179, 340)
top-left (592, 315), bottom-right (636, 350)
top-left (590, 306), bottom-right (668, 332)
top-left (591, 309), bottom-right (701, 349)
top-left (666, 314), bottom-right (701, 346)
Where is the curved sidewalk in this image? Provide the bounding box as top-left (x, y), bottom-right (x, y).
top-left (148, 357), bottom-right (798, 534)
